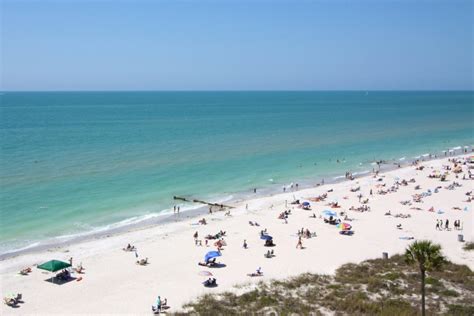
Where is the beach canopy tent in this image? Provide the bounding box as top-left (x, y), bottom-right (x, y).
top-left (37, 260), bottom-right (71, 272)
top-left (260, 234), bottom-right (273, 241)
top-left (37, 260), bottom-right (71, 284)
top-left (204, 251), bottom-right (221, 263)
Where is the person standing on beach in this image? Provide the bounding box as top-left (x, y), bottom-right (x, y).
top-left (254, 188), bottom-right (257, 193)
top-left (69, 257), bottom-right (73, 266)
top-left (177, 206), bottom-right (180, 215)
top-left (243, 240), bottom-right (247, 249)
top-left (246, 204), bottom-right (248, 210)
top-left (436, 220), bottom-right (440, 230)
top-left (445, 219), bottom-right (449, 230)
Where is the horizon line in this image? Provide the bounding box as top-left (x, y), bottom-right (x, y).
top-left (1, 89), bottom-right (473, 93)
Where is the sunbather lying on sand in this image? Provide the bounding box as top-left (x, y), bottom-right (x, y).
top-left (248, 267), bottom-right (263, 277)
top-left (198, 258), bottom-right (217, 267)
top-left (265, 250), bottom-right (275, 258)
top-left (136, 258), bottom-right (148, 265)
top-left (203, 278), bottom-right (217, 287)
top-left (19, 267), bottom-right (31, 275)
top-left (74, 264), bottom-right (85, 274)
top-left (4, 294), bottom-right (22, 307)
top-left (123, 244), bottom-right (136, 251)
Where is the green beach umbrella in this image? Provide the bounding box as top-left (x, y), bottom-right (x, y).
top-left (37, 260), bottom-right (71, 272)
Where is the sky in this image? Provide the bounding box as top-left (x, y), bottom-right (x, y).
top-left (1, 0), bottom-right (473, 91)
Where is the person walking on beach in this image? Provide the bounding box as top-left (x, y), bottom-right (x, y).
top-left (69, 257), bottom-right (73, 266)
top-left (156, 296), bottom-right (161, 312)
top-left (193, 231), bottom-right (198, 245)
top-left (436, 220), bottom-right (440, 230)
top-left (296, 236), bottom-right (303, 249)
top-left (445, 219), bottom-right (449, 230)
top-left (243, 239), bottom-right (247, 249)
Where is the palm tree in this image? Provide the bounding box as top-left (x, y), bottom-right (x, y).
top-left (405, 240), bottom-right (446, 316)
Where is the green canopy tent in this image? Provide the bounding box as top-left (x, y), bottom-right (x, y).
top-left (37, 260), bottom-right (71, 283)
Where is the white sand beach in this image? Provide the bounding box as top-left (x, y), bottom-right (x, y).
top-left (1, 155), bottom-right (473, 314)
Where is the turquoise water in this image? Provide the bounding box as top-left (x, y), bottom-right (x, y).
top-left (0, 91), bottom-right (472, 254)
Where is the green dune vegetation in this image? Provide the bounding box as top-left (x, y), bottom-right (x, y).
top-left (178, 242), bottom-right (473, 315)
top-left (463, 242), bottom-right (474, 251)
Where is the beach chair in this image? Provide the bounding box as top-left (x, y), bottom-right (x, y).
top-left (136, 258), bottom-right (148, 265)
top-left (203, 278), bottom-right (217, 287)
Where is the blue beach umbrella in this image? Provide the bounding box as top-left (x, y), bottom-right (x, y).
top-left (322, 210), bottom-right (337, 217)
top-left (204, 251), bottom-right (221, 263)
top-left (302, 201), bottom-right (310, 206)
top-left (260, 235), bottom-right (273, 241)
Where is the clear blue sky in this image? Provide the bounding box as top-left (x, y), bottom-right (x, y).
top-left (1, 0), bottom-right (473, 90)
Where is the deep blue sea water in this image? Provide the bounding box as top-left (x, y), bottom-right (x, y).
top-left (0, 91), bottom-right (472, 254)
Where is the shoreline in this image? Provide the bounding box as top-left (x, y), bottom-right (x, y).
top-left (1, 153), bottom-right (473, 313)
top-left (1, 146), bottom-right (472, 261)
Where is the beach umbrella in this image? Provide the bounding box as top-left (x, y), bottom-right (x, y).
top-left (322, 210), bottom-right (337, 217)
top-left (260, 234), bottom-right (273, 241)
top-left (337, 223), bottom-right (352, 231)
top-left (198, 271), bottom-right (213, 276)
top-left (302, 201), bottom-right (310, 206)
top-left (204, 251), bottom-right (221, 263)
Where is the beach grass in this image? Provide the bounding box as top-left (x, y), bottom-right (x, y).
top-left (177, 254), bottom-right (474, 315)
top-left (463, 242), bottom-right (474, 251)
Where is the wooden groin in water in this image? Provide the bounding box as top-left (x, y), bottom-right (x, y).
top-left (173, 196), bottom-right (234, 209)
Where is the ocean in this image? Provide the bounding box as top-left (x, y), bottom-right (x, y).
top-left (0, 91), bottom-right (472, 255)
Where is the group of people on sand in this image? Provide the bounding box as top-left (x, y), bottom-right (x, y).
top-left (435, 219), bottom-right (463, 231)
top-left (278, 210), bottom-right (292, 223)
top-left (123, 243), bottom-right (136, 251)
top-left (349, 205), bottom-right (370, 212)
top-left (297, 227), bottom-right (315, 239)
top-left (152, 296), bottom-right (168, 314)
